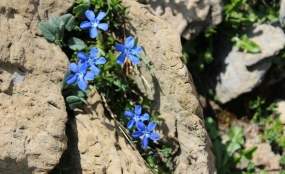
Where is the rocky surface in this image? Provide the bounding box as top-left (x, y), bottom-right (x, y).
top-left (280, 0), bottom-right (285, 19)
top-left (276, 100), bottom-right (285, 124)
top-left (0, 0), bottom-right (73, 173)
top-left (215, 24), bottom-right (285, 104)
top-left (124, 1), bottom-right (216, 173)
top-left (58, 90), bottom-right (151, 174)
top-left (146, 0), bottom-right (222, 39)
top-left (0, 0), bottom-right (216, 173)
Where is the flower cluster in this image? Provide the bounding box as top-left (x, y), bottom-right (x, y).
top-left (124, 105), bottom-right (159, 148)
top-left (66, 10), bottom-right (143, 90)
top-left (64, 9), bottom-right (159, 150)
top-left (115, 36), bottom-right (142, 65)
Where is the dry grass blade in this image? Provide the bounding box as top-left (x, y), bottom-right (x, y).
top-left (100, 93), bottom-right (152, 170)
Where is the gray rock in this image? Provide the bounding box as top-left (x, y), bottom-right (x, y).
top-left (0, 0), bottom-right (216, 173)
top-left (58, 90), bottom-right (151, 174)
top-left (146, 0), bottom-right (222, 39)
top-left (280, 0), bottom-right (285, 19)
top-left (0, 0), bottom-right (73, 173)
top-left (123, 1), bottom-right (216, 173)
top-left (215, 24), bottom-right (285, 104)
top-left (276, 100), bottom-right (285, 124)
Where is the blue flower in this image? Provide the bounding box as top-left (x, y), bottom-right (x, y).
top-left (124, 105), bottom-right (150, 129)
top-left (115, 36), bottom-right (143, 65)
top-left (132, 122), bottom-right (159, 148)
top-left (80, 10), bottom-right (109, 38)
top-left (77, 47), bottom-right (106, 76)
top-left (66, 63), bottom-right (94, 90)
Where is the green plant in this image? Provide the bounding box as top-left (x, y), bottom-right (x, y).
top-left (39, 0), bottom-right (178, 173)
top-left (249, 96), bottom-right (266, 124)
top-left (280, 155), bottom-right (285, 166)
top-left (141, 145), bottom-right (176, 173)
top-left (205, 117), bottom-right (257, 174)
top-left (231, 34), bottom-right (260, 53)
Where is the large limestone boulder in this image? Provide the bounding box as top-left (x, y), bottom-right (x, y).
top-left (124, 1), bottom-right (216, 173)
top-left (215, 24), bottom-right (285, 104)
top-left (58, 90), bottom-right (151, 174)
top-left (146, 0), bottom-right (222, 39)
top-left (0, 0), bottom-right (215, 173)
top-left (0, 0), bottom-right (72, 173)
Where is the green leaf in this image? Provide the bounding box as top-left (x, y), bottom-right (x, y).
top-left (166, 157), bottom-right (172, 167)
top-left (205, 28), bottom-right (217, 38)
top-left (58, 25), bottom-right (65, 41)
top-left (66, 96), bottom-right (82, 110)
top-left (73, 3), bottom-right (90, 18)
top-left (246, 161), bottom-right (255, 171)
top-left (38, 22), bottom-right (58, 42)
top-left (68, 37), bottom-right (86, 51)
top-left (137, 54), bottom-right (154, 76)
top-left (241, 146), bottom-right (257, 160)
top-left (60, 14), bottom-right (76, 31)
top-left (240, 35), bottom-right (261, 53)
top-left (205, 117), bottom-right (220, 140)
top-left (50, 16), bottom-right (64, 29)
top-left (134, 37), bottom-right (138, 46)
top-left (71, 88), bottom-right (90, 98)
top-left (80, 98), bottom-right (88, 105)
top-left (226, 142), bottom-right (241, 156)
top-left (62, 70), bottom-right (71, 89)
top-left (232, 35), bottom-right (261, 54)
top-left (227, 126), bottom-right (244, 145)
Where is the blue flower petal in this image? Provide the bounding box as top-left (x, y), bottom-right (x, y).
top-left (78, 76), bottom-right (87, 90)
top-left (127, 120), bottom-right (135, 129)
top-left (130, 46), bottom-right (143, 54)
top-left (90, 64), bottom-right (100, 76)
top-left (94, 57), bottom-right (106, 65)
top-left (85, 10), bottom-right (95, 21)
top-left (69, 63), bottom-right (78, 73)
top-left (79, 62), bottom-right (88, 72)
top-left (135, 121), bottom-right (143, 129)
top-left (132, 131), bottom-right (144, 138)
top-left (124, 110), bottom-right (134, 118)
top-left (136, 122), bottom-right (146, 131)
top-left (124, 36), bottom-right (135, 49)
top-left (147, 122), bottom-right (157, 131)
top-left (77, 52), bottom-right (89, 61)
top-left (85, 72), bottom-right (94, 81)
top-left (128, 54), bottom-right (140, 64)
top-left (149, 133), bottom-right (159, 141)
top-left (66, 74), bottom-right (77, 84)
top-left (80, 21), bottom-right (92, 30)
top-left (115, 44), bottom-right (126, 52)
top-left (96, 12), bottom-right (106, 20)
top-left (98, 23), bottom-right (108, 31)
top-left (78, 61), bottom-right (87, 70)
top-left (140, 113), bottom-right (150, 121)
top-left (142, 136), bottom-right (148, 148)
top-left (90, 47), bottom-right (99, 58)
top-left (90, 27), bottom-right (98, 38)
top-left (135, 105), bottom-right (142, 115)
top-left (116, 53), bottom-right (126, 64)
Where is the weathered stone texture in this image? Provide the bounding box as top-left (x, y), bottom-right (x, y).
top-left (123, 1), bottom-right (216, 173)
top-left (0, 0), bottom-right (216, 173)
top-left (147, 0), bottom-right (222, 39)
top-left (0, 0), bottom-right (73, 173)
top-left (215, 24), bottom-right (285, 104)
top-left (58, 90), bottom-right (151, 174)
